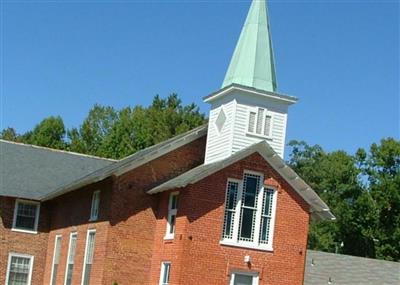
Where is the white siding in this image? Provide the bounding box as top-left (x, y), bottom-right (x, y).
top-left (232, 92), bottom-right (288, 158)
top-left (204, 97), bottom-right (236, 164)
top-left (205, 89), bottom-right (290, 163)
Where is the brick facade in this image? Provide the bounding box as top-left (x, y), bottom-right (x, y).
top-left (0, 196), bottom-right (49, 285)
top-left (42, 177), bottom-right (114, 285)
top-left (1, 136), bottom-right (313, 285)
top-left (149, 153), bottom-right (310, 285)
top-left (103, 136), bottom-right (206, 285)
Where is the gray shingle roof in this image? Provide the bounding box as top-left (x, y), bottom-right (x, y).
top-left (305, 250), bottom-right (400, 285)
top-left (0, 125), bottom-right (207, 201)
top-left (0, 140), bottom-right (115, 200)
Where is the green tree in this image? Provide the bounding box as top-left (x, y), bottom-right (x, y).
top-left (99, 106), bottom-right (150, 159)
top-left (68, 104), bottom-right (118, 156)
top-left (288, 140), bottom-right (364, 255)
top-left (0, 127), bottom-right (19, 141)
top-left (356, 138), bottom-right (400, 261)
top-left (67, 94), bottom-right (206, 159)
top-left (22, 116), bottom-right (66, 149)
top-left (100, 94), bottom-right (206, 159)
top-left (288, 139), bottom-right (400, 261)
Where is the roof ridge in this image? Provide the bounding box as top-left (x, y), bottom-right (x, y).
top-left (0, 139), bottom-right (117, 162)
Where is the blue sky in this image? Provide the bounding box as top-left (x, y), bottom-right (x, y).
top-left (1, 0), bottom-right (399, 157)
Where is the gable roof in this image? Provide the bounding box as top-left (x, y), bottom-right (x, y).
top-left (148, 140), bottom-right (335, 221)
top-left (0, 140), bottom-right (115, 200)
top-left (40, 124), bottom-right (207, 201)
top-left (304, 250), bottom-right (400, 285)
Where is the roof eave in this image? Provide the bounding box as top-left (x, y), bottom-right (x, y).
top-left (203, 84), bottom-right (298, 105)
top-left (40, 124), bottom-right (208, 201)
top-left (148, 140), bottom-right (335, 221)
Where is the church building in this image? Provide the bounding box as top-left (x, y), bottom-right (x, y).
top-left (0, 1), bottom-right (339, 284)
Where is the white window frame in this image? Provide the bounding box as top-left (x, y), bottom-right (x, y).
top-left (159, 261), bottom-right (171, 285)
top-left (229, 271), bottom-right (259, 285)
top-left (64, 232), bottom-right (77, 285)
top-left (246, 107), bottom-right (273, 139)
top-left (81, 229), bottom-right (96, 285)
top-left (12, 199), bottom-right (40, 234)
top-left (89, 190), bottom-right (100, 221)
top-left (222, 178), bottom-right (242, 240)
top-left (50, 235), bottom-right (62, 285)
top-left (220, 170), bottom-right (278, 251)
top-left (5, 252), bottom-right (34, 285)
top-left (164, 192), bottom-right (179, 240)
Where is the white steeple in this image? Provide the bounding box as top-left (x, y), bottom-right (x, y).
top-left (204, 0), bottom-right (297, 164)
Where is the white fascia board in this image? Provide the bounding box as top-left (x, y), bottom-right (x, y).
top-left (148, 140), bottom-right (335, 221)
top-left (256, 147), bottom-right (335, 220)
top-left (40, 125), bottom-right (208, 201)
top-left (147, 145), bottom-right (257, 194)
top-left (203, 84), bottom-right (298, 105)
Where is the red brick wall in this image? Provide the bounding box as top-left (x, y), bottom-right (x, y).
top-left (150, 152), bottom-right (310, 285)
top-left (0, 196), bottom-right (49, 285)
top-left (42, 177), bottom-right (114, 285)
top-left (103, 136), bottom-right (206, 285)
top-left (0, 135), bottom-right (206, 285)
top-left (1, 135), bottom-right (312, 285)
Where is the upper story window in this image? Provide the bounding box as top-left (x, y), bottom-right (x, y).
top-left (65, 232), bottom-right (77, 285)
top-left (159, 262), bottom-right (171, 285)
top-left (221, 171), bottom-right (277, 251)
top-left (50, 235), bottom-right (62, 285)
top-left (165, 192), bottom-right (179, 240)
top-left (82, 229), bottom-right (96, 285)
top-left (90, 190), bottom-right (100, 221)
top-left (247, 108), bottom-right (272, 138)
top-left (12, 200), bottom-right (40, 233)
top-left (6, 253), bottom-right (34, 285)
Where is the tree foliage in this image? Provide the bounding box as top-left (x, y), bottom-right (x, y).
top-left (21, 116), bottom-right (66, 150)
top-left (288, 138), bottom-right (400, 261)
top-left (1, 94), bottom-right (206, 159)
top-left (0, 127), bottom-right (19, 141)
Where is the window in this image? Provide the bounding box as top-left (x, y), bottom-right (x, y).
top-left (5, 253), bottom-right (34, 285)
top-left (165, 192), bottom-right (179, 239)
top-left (50, 235), bottom-right (62, 285)
top-left (247, 108), bottom-right (272, 137)
top-left (159, 262), bottom-right (171, 285)
top-left (221, 171), bottom-right (277, 251)
top-left (259, 188), bottom-right (274, 244)
top-left (239, 173), bottom-right (261, 242)
top-left (222, 180), bottom-right (240, 239)
top-left (230, 272), bottom-right (259, 285)
top-left (12, 200), bottom-right (40, 233)
top-left (90, 191), bottom-right (100, 221)
top-left (81, 230), bottom-right (96, 285)
top-left (64, 232), bottom-right (77, 285)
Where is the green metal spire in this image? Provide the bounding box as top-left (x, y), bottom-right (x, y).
top-left (222, 0), bottom-right (277, 92)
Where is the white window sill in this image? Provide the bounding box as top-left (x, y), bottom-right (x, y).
top-left (246, 132), bottom-right (273, 140)
top-left (11, 228), bottom-right (37, 234)
top-left (163, 234), bottom-right (175, 241)
top-left (220, 240), bottom-right (273, 252)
